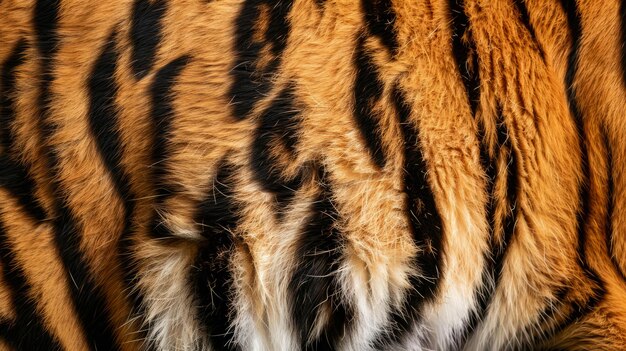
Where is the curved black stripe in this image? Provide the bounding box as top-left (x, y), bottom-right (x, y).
top-left (512, 0), bottom-right (546, 61)
top-left (604, 130), bottom-right (626, 283)
top-left (130, 0), bottom-right (167, 79)
top-left (0, 40), bottom-right (46, 222)
top-left (34, 0), bottom-right (122, 348)
top-left (229, 0), bottom-right (294, 120)
top-left (288, 165), bottom-right (352, 350)
top-left (372, 83), bottom-right (443, 347)
top-left (192, 161), bottom-right (240, 350)
top-left (0, 220), bottom-right (62, 350)
top-left (548, 0), bottom-right (606, 335)
top-left (149, 55), bottom-right (191, 239)
top-left (353, 37), bottom-right (387, 169)
top-left (361, 0), bottom-right (399, 55)
top-left (251, 85), bottom-right (303, 217)
top-left (457, 105), bottom-right (518, 347)
top-left (0, 156), bottom-right (46, 223)
top-left (86, 31), bottom-right (156, 349)
top-left (449, 0), bottom-right (481, 115)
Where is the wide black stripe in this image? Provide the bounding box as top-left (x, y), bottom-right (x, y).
top-left (620, 0), bottom-right (626, 88)
top-left (130, 0), bottom-right (167, 79)
top-left (251, 85), bottom-right (302, 216)
top-left (288, 165), bottom-right (352, 351)
top-left (0, 318), bottom-right (16, 347)
top-left (372, 83), bottom-right (443, 347)
top-left (192, 161), bottom-right (241, 350)
top-left (86, 31), bottom-right (155, 349)
top-left (361, 0), bottom-right (399, 55)
top-left (0, 219), bottom-right (62, 350)
top-left (353, 37), bottom-right (387, 169)
top-left (0, 40), bottom-right (47, 222)
top-left (149, 54), bottom-right (190, 224)
top-left (449, 0), bottom-right (481, 115)
top-left (229, 0), bottom-right (294, 120)
top-left (512, 0), bottom-right (546, 61)
top-left (34, 0), bottom-right (122, 348)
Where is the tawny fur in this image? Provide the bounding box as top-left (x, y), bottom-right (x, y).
top-left (0, 0), bottom-right (625, 350)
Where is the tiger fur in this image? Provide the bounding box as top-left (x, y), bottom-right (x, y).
top-left (0, 0), bottom-right (625, 350)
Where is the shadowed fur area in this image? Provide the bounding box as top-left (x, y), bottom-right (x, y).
top-left (1, 0), bottom-right (626, 350)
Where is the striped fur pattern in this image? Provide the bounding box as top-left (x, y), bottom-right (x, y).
top-left (1, 0), bottom-right (625, 350)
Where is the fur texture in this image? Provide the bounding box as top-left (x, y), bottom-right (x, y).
top-left (0, 0), bottom-right (625, 350)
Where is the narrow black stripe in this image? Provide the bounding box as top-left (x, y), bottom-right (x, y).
top-left (353, 37), bottom-right (387, 169)
top-left (34, 0), bottom-right (122, 348)
top-left (457, 105), bottom-right (517, 347)
top-left (604, 130), bottom-right (626, 282)
top-left (361, 0), bottom-right (399, 55)
top-left (86, 31), bottom-right (154, 348)
top-left (620, 0), bottom-right (626, 88)
top-left (0, 40), bottom-right (46, 222)
top-left (87, 33), bottom-right (130, 208)
top-left (150, 55), bottom-right (191, 209)
top-left (130, 0), bottom-right (167, 79)
top-left (373, 83), bottom-right (443, 347)
top-left (449, 0), bottom-right (481, 115)
top-left (229, 0), bottom-right (294, 120)
top-left (192, 161), bottom-right (240, 350)
top-left (547, 0), bottom-right (606, 335)
top-left (0, 220), bottom-right (62, 350)
top-left (251, 85), bottom-right (302, 216)
top-left (288, 165), bottom-right (352, 350)
top-left (512, 0), bottom-right (546, 61)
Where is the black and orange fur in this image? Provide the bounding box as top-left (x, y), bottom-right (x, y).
top-left (0, 0), bottom-right (625, 350)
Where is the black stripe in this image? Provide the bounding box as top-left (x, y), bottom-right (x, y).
top-left (457, 105), bottom-right (517, 347)
top-left (229, 0), bottom-right (294, 120)
top-left (353, 37), bottom-right (387, 169)
top-left (361, 0), bottom-right (399, 55)
top-left (251, 85), bottom-right (303, 217)
top-left (149, 55), bottom-right (191, 238)
top-left (0, 40), bottom-right (46, 222)
top-left (130, 0), bottom-right (167, 79)
top-left (604, 130), bottom-right (626, 282)
top-left (512, 0), bottom-right (546, 61)
top-left (373, 83), bottom-right (443, 347)
top-left (0, 156), bottom-right (46, 222)
top-left (548, 0), bottom-right (606, 335)
top-left (192, 161), bottom-right (240, 350)
top-left (86, 31), bottom-right (155, 348)
top-left (0, 219), bottom-right (62, 350)
top-left (449, 0), bottom-right (481, 115)
top-left (288, 165), bottom-right (352, 351)
top-left (619, 0), bottom-right (626, 88)
top-left (34, 0), bottom-right (122, 348)
top-left (0, 318), bottom-right (16, 348)
top-left (87, 33), bottom-right (131, 209)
